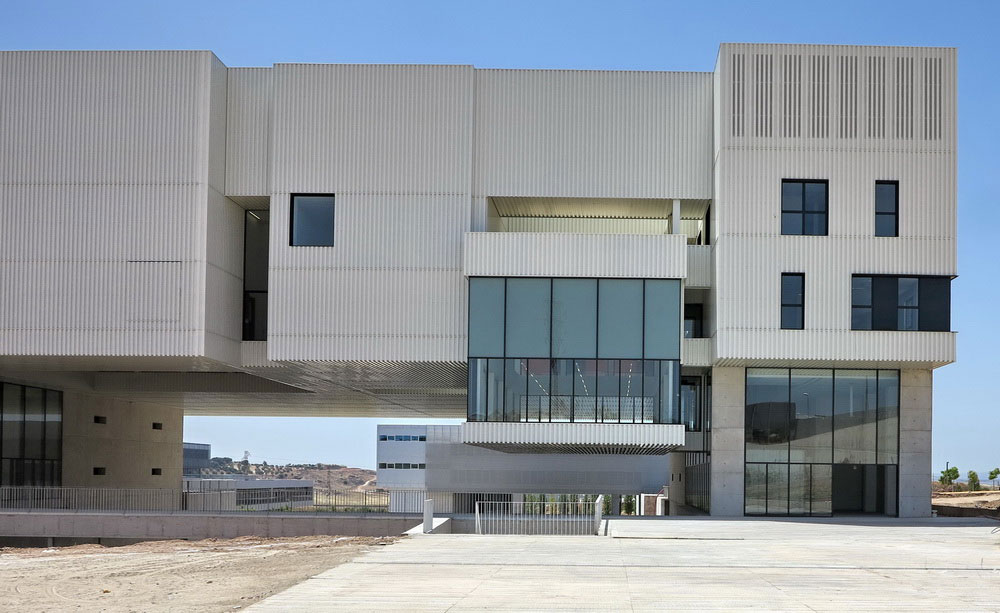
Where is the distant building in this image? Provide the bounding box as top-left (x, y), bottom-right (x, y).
top-left (182, 442), bottom-right (212, 476)
top-left (184, 475), bottom-right (314, 511)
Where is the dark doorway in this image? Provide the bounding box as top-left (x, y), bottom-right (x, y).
top-left (832, 464), bottom-right (897, 515)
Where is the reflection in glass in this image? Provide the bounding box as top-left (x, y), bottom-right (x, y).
top-left (745, 464), bottom-right (767, 514)
top-left (620, 360), bottom-right (643, 423)
top-left (789, 464), bottom-right (810, 514)
top-left (876, 370), bottom-right (899, 464)
top-left (644, 280), bottom-right (681, 359)
top-left (23, 387), bottom-right (44, 460)
top-left (486, 359), bottom-right (504, 421)
top-left (598, 280), bottom-right (643, 359)
top-left (505, 279), bottom-right (550, 357)
top-left (767, 463), bottom-right (789, 515)
top-left (290, 195), bottom-right (335, 246)
top-left (550, 359), bottom-right (573, 422)
top-left (3, 383), bottom-right (23, 458)
top-left (833, 370), bottom-right (877, 464)
top-left (469, 278), bottom-right (505, 357)
top-left (790, 369), bottom-right (833, 463)
top-left (642, 361), bottom-right (660, 424)
top-left (660, 361), bottom-right (680, 424)
top-left (596, 360), bottom-right (619, 422)
top-left (681, 377), bottom-right (701, 431)
top-left (745, 369), bottom-right (790, 463)
top-left (811, 464), bottom-right (833, 515)
top-left (504, 359), bottom-right (527, 422)
top-left (468, 358), bottom-right (487, 422)
top-left (574, 360), bottom-right (597, 422)
top-left (44, 390), bottom-right (61, 460)
top-left (525, 359), bottom-right (550, 422)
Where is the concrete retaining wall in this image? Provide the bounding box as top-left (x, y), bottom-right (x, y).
top-left (0, 512), bottom-right (422, 541)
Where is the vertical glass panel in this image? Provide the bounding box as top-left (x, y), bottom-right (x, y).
top-left (23, 387), bottom-right (44, 460)
top-left (810, 464), bottom-right (833, 515)
top-left (526, 359), bottom-right (551, 422)
top-left (766, 463), bottom-right (789, 515)
top-left (243, 210), bottom-right (270, 292)
top-left (503, 359), bottom-right (527, 422)
top-left (790, 369), bottom-right (833, 463)
top-left (660, 361), bottom-right (680, 425)
top-left (876, 370), bottom-right (899, 464)
top-left (643, 280), bottom-right (681, 359)
top-left (596, 360), bottom-right (620, 422)
top-left (551, 279), bottom-right (597, 358)
top-left (681, 377), bottom-right (701, 431)
top-left (468, 278), bottom-right (505, 357)
top-left (882, 464), bottom-right (898, 516)
top-left (875, 182), bottom-right (897, 213)
top-left (641, 361), bottom-right (660, 424)
top-left (550, 359), bottom-right (574, 422)
top-left (745, 368), bottom-right (790, 463)
top-left (573, 360), bottom-right (597, 422)
top-left (505, 278), bottom-right (551, 358)
top-left (803, 212), bottom-right (827, 235)
top-left (781, 212), bottom-right (802, 235)
top-left (852, 307), bottom-right (872, 330)
top-left (804, 182), bottom-right (827, 211)
top-left (745, 464), bottom-right (767, 515)
top-left (781, 274), bottom-right (803, 306)
top-left (897, 308), bottom-right (918, 331)
top-left (852, 277), bottom-right (872, 306)
top-left (597, 279), bottom-right (643, 359)
top-left (781, 306), bottom-right (803, 329)
top-left (620, 360), bottom-right (643, 424)
top-left (781, 181), bottom-right (803, 211)
top-left (875, 214), bottom-right (897, 237)
top-left (833, 370), bottom-right (877, 464)
top-left (486, 359), bottom-right (504, 421)
top-left (468, 359), bottom-right (487, 421)
top-left (2, 384), bottom-right (24, 458)
top-left (897, 277), bottom-right (919, 307)
top-left (44, 390), bottom-right (61, 460)
top-left (290, 195), bottom-right (335, 246)
top-left (789, 464), bottom-right (811, 515)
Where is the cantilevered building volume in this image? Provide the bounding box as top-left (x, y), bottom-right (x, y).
top-left (0, 43), bottom-right (955, 517)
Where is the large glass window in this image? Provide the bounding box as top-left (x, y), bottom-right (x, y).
top-left (290, 194), bottom-right (335, 246)
top-left (505, 279), bottom-right (551, 357)
top-left (468, 278), bottom-right (505, 357)
top-left (552, 279), bottom-right (596, 358)
top-left (851, 275), bottom-right (950, 332)
top-left (781, 180), bottom-right (828, 236)
top-left (242, 210), bottom-right (269, 341)
top-left (598, 279), bottom-right (643, 359)
top-left (643, 280), bottom-right (681, 359)
top-left (745, 368), bottom-right (898, 517)
top-left (1, 382), bottom-right (62, 486)
top-left (875, 181), bottom-right (899, 237)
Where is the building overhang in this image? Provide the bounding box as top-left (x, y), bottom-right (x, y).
top-left (460, 422), bottom-right (685, 455)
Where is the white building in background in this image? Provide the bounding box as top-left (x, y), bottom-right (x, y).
top-left (0, 43), bottom-right (955, 517)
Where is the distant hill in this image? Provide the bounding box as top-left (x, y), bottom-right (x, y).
top-left (203, 458), bottom-right (376, 492)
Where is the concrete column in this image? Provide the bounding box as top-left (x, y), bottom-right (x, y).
top-left (672, 199), bottom-right (682, 234)
top-left (898, 369), bottom-right (933, 518)
top-left (709, 367), bottom-right (745, 516)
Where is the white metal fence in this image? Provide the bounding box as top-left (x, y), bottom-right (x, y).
top-left (475, 495), bottom-right (604, 535)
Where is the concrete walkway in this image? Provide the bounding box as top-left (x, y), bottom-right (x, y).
top-left (250, 517), bottom-right (1000, 611)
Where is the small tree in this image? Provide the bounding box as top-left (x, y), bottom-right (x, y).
top-left (622, 495), bottom-right (636, 516)
top-left (940, 466), bottom-right (959, 486)
top-left (989, 468), bottom-right (1000, 489)
top-left (967, 470), bottom-right (981, 492)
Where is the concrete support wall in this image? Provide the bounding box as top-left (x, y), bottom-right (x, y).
top-left (62, 392), bottom-right (183, 489)
top-left (709, 367), bottom-right (744, 516)
top-left (898, 369), bottom-right (933, 517)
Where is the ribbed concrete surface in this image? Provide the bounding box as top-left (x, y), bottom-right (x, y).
top-left (251, 517), bottom-right (1000, 612)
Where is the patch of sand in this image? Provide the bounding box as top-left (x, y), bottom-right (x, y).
top-left (0, 535), bottom-right (397, 612)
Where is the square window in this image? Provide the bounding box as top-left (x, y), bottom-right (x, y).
top-left (781, 306), bottom-right (803, 330)
top-left (93, 467), bottom-right (106, 476)
top-left (419, 435), bottom-right (427, 441)
top-left (898, 308), bottom-right (919, 331)
top-left (379, 435), bottom-right (387, 441)
top-left (378, 463), bottom-right (386, 469)
top-left (152, 422), bottom-right (163, 430)
top-left (781, 212), bottom-right (803, 235)
top-left (781, 180), bottom-right (828, 236)
top-left (852, 307), bottom-right (873, 330)
top-left (290, 195), bottom-right (335, 246)
top-left (875, 214), bottom-right (897, 237)
top-left (852, 277), bottom-right (872, 307)
top-left (151, 468), bottom-right (162, 476)
top-left (93, 415), bottom-right (107, 425)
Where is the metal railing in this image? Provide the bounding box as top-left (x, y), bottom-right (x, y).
top-left (0, 486), bottom-right (427, 514)
top-left (475, 495), bottom-right (604, 535)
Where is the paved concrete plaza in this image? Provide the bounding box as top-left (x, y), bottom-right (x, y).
top-left (250, 517), bottom-right (1000, 611)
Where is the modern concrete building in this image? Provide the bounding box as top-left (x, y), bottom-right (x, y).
top-left (0, 43), bottom-right (955, 517)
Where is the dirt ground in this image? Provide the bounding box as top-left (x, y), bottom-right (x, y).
top-left (0, 535), bottom-right (398, 612)
top-left (932, 490), bottom-right (1000, 510)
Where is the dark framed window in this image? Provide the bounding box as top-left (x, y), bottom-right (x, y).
top-left (152, 422), bottom-right (163, 430)
top-left (243, 209), bottom-right (270, 340)
top-left (290, 194), bottom-right (335, 246)
top-left (875, 181), bottom-right (899, 237)
top-left (851, 275), bottom-right (950, 331)
top-left (781, 180), bottom-right (828, 236)
top-left (684, 304), bottom-right (704, 338)
top-left (93, 467), bottom-right (106, 476)
top-left (780, 273), bottom-right (805, 329)
top-left (151, 468), bottom-right (162, 476)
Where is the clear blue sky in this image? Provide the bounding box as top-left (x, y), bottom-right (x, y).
top-left (4, 1), bottom-right (997, 473)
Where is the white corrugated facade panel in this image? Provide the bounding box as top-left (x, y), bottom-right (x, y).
top-left (685, 245), bottom-right (713, 288)
top-left (473, 69), bottom-right (713, 199)
top-left (463, 232), bottom-right (687, 279)
top-left (0, 51), bottom-right (224, 357)
top-left (267, 64), bottom-right (474, 361)
top-left (713, 44), bottom-right (957, 365)
top-left (225, 67), bottom-right (272, 200)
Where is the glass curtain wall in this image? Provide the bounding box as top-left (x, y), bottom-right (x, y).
top-left (745, 368), bottom-right (898, 516)
top-left (1, 382), bottom-right (62, 486)
top-left (468, 277), bottom-right (684, 425)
